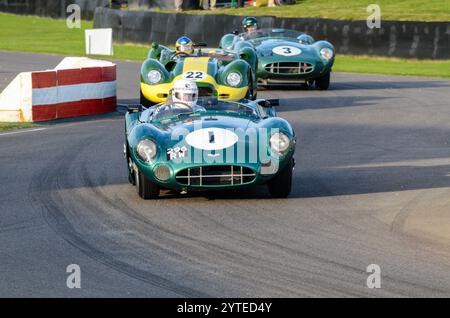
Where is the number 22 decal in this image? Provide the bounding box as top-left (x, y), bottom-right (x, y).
top-left (184, 71), bottom-right (206, 80)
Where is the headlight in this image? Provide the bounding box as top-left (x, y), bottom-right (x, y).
top-left (270, 132), bottom-right (290, 155)
top-left (226, 72), bottom-right (242, 87)
top-left (320, 48), bottom-right (334, 61)
top-left (136, 139), bottom-right (157, 162)
top-left (147, 70), bottom-right (162, 84)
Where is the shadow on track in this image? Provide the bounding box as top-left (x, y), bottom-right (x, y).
top-left (259, 79), bottom-right (449, 91)
top-left (278, 95), bottom-right (393, 112)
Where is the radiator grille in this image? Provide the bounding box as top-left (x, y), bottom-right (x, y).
top-left (265, 62), bottom-right (313, 74)
top-left (176, 166), bottom-right (256, 186)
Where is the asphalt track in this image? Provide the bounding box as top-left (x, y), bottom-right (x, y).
top-left (1, 51), bottom-right (450, 297)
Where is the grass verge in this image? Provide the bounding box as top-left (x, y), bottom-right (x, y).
top-left (0, 13), bottom-right (449, 79)
top-left (0, 122), bottom-right (40, 132)
top-left (0, 13), bottom-right (149, 60)
top-left (334, 55), bottom-right (450, 78)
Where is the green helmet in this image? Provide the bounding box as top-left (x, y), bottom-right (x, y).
top-left (242, 17), bottom-right (258, 32)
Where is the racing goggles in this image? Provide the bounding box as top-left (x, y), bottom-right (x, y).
top-left (179, 45), bottom-right (192, 53)
top-left (175, 92), bottom-right (197, 102)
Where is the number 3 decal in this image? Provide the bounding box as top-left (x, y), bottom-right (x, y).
top-left (272, 46), bottom-right (302, 56)
top-left (283, 47), bottom-right (292, 54)
top-left (183, 71), bottom-right (207, 81)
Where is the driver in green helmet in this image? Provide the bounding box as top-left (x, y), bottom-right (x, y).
top-left (242, 17), bottom-right (258, 33)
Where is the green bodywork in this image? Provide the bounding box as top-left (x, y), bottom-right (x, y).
top-left (220, 28), bottom-right (335, 84)
top-left (125, 99), bottom-right (296, 191)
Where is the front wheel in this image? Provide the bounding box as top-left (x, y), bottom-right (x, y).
top-left (267, 158), bottom-right (293, 198)
top-left (315, 72), bottom-right (330, 90)
top-left (127, 155), bottom-right (136, 185)
top-left (245, 71), bottom-right (257, 100)
top-left (135, 169), bottom-right (160, 199)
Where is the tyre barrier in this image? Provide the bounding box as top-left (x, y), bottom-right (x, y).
top-left (0, 57), bottom-right (116, 122)
top-left (93, 7), bottom-right (450, 60)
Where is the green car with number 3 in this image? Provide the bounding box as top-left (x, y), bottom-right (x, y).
top-left (220, 28), bottom-right (335, 89)
top-left (124, 97), bottom-right (296, 200)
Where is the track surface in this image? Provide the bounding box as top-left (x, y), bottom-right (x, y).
top-left (1, 51), bottom-right (450, 297)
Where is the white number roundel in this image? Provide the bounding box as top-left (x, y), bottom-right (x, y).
top-left (183, 71), bottom-right (207, 81)
top-left (272, 46), bottom-right (302, 56)
top-left (185, 128), bottom-right (239, 151)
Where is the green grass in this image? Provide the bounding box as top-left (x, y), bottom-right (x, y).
top-left (0, 13), bottom-right (150, 60)
top-left (0, 122), bottom-right (40, 132)
top-left (0, 12), bottom-right (449, 79)
top-left (175, 0), bottom-right (450, 22)
top-left (335, 55), bottom-right (450, 78)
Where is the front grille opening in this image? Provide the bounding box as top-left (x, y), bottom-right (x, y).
top-left (198, 87), bottom-right (214, 97)
top-left (265, 62), bottom-right (313, 74)
top-left (176, 165), bottom-right (256, 186)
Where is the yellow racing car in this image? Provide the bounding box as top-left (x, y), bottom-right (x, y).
top-left (140, 42), bottom-right (258, 106)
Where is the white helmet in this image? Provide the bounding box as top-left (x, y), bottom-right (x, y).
top-left (171, 79), bottom-right (198, 108)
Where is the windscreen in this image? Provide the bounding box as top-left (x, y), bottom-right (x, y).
top-left (150, 98), bottom-right (259, 121)
top-left (240, 28), bottom-right (305, 42)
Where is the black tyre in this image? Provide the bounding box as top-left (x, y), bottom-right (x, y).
top-left (267, 158), bottom-right (293, 198)
top-left (140, 90), bottom-right (155, 108)
top-left (315, 72), bottom-right (330, 90)
top-left (135, 169), bottom-right (159, 199)
top-left (245, 71), bottom-right (257, 100)
top-left (127, 157), bottom-right (136, 185)
top-left (128, 172), bottom-right (136, 185)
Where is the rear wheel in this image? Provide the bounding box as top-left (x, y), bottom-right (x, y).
top-left (135, 169), bottom-right (160, 199)
top-left (315, 72), bottom-right (330, 90)
top-left (140, 90), bottom-right (155, 108)
top-left (267, 158), bottom-right (293, 198)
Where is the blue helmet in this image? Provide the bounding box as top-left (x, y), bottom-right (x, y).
top-left (176, 36), bottom-right (193, 54)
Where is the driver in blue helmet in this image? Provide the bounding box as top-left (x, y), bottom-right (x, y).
top-left (175, 36), bottom-right (194, 55)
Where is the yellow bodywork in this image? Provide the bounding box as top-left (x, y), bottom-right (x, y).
top-left (141, 57), bottom-right (248, 104)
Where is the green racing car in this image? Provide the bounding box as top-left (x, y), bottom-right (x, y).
top-left (124, 97), bottom-right (296, 199)
top-left (220, 28), bottom-right (335, 89)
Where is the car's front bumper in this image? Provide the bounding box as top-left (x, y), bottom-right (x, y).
top-left (132, 157), bottom-right (293, 191)
top-left (256, 57), bottom-right (334, 83)
top-left (141, 79), bottom-right (249, 104)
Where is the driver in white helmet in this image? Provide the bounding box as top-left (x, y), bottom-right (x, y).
top-left (153, 79), bottom-right (205, 119)
top-left (171, 79), bottom-right (199, 108)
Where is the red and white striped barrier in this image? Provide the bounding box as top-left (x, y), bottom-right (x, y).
top-left (0, 57), bottom-right (116, 122)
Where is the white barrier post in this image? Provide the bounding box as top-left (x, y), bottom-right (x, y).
top-left (85, 28), bottom-right (114, 56)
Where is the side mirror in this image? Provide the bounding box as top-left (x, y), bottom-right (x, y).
top-left (193, 42), bottom-right (208, 47)
top-left (257, 99), bottom-right (279, 108)
top-left (232, 30), bottom-right (239, 35)
top-left (266, 99), bottom-right (280, 107)
top-left (127, 104), bottom-right (143, 113)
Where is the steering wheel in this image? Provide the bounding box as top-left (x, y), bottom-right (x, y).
top-left (168, 101), bottom-right (194, 111)
top-left (170, 52), bottom-right (190, 59)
